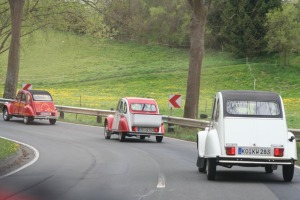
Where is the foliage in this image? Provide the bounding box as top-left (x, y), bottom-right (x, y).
top-left (220, 0), bottom-right (281, 57)
top-left (1, 30), bottom-right (300, 127)
top-left (265, 3), bottom-right (300, 66)
top-left (0, 138), bottom-right (19, 160)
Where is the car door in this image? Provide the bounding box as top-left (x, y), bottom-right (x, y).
top-left (18, 93), bottom-right (27, 115)
top-left (10, 92), bottom-right (22, 115)
top-left (112, 100), bottom-right (124, 131)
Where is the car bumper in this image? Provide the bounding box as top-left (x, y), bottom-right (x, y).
top-left (33, 116), bottom-right (58, 120)
top-left (217, 156), bottom-right (295, 165)
top-left (127, 131), bottom-right (164, 137)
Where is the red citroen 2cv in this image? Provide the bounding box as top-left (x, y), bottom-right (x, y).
top-left (2, 89), bottom-right (58, 124)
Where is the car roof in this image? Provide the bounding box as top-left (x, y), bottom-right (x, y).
top-left (220, 90), bottom-right (281, 103)
top-left (124, 97), bottom-right (157, 104)
top-left (24, 90), bottom-right (52, 96)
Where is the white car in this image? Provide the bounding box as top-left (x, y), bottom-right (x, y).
top-left (197, 90), bottom-right (297, 181)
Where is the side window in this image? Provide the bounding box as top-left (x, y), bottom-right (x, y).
top-left (123, 102), bottom-right (127, 114)
top-left (211, 98), bottom-right (217, 121)
top-left (215, 100), bottom-right (220, 121)
top-left (16, 93), bottom-right (21, 101)
top-left (21, 93), bottom-right (26, 102)
top-left (117, 100), bottom-right (123, 112)
top-left (26, 94), bottom-right (31, 103)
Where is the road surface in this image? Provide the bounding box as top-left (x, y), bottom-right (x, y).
top-left (0, 119), bottom-right (299, 200)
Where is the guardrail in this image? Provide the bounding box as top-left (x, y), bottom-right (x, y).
top-left (0, 98), bottom-right (300, 140)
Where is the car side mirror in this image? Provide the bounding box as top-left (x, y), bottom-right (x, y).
top-left (200, 114), bottom-right (208, 119)
top-left (289, 136), bottom-right (295, 142)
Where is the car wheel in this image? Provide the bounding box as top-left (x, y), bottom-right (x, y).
top-left (49, 119), bottom-right (56, 125)
top-left (3, 108), bottom-right (10, 121)
top-left (119, 132), bottom-right (125, 142)
top-left (156, 136), bottom-right (163, 143)
top-left (104, 122), bottom-right (111, 139)
top-left (282, 164), bottom-right (294, 182)
top-left (198, 158), bottom-right (207, 173)
top-left (265, 165), bottom-right (273, 173)
top-left (207, 158), bottom-right (217, 180)
top-left (24, 116), bottom-right (33, 124)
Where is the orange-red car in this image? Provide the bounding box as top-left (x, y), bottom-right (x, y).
top-left (2, 89), bottom-right (58, 124)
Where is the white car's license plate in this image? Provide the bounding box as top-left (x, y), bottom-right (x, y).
top-left (238, 147), bottom-right (271, 156)
top-left (138, 127), bottom-right (154, 132)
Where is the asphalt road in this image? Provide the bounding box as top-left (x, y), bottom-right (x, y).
top-left (0, 119), bottom-right (300, 200)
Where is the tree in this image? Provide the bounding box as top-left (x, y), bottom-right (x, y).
top-left (183, 0), bottom-right (211, 119)
top-left (3, 0), bottom-right (25, 99)
top-left (265, 3), bottom-right (300, 66)
top-left (221, 0), bottom-right (281, 57)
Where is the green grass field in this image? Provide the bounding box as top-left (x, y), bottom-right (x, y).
top-left (0, 138), bottom-right (19, 160)
top-left (0, 30), bottom-right (300, 128)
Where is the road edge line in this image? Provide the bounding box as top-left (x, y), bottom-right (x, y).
top-left (0, 136), bottom-right (39, 179)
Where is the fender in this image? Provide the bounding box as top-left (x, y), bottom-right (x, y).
top-left (197, 128), bottom-right (209, 157)
top-left (105, 115), bottom-right (114, 131)
top-left (3, 103), bottom-right (13, 114)
top-left (23, 105), bottom-right (35, 116)
top-left (205, 129), bottom-right (221, 158)
top-left (160, 123), bottom-right (165, 134)
top-left (118, 115), bottom-right (129, 132)
top-left (286, 131), bottom-right (298, 160)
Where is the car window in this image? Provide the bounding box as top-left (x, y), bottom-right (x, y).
top-left (130, 103), bottom-right (157, 112)
top-left (32, 94), bottom-right (52, 101)
top-left (26, 94), bottom-right (31, 103)
top-left (16, 93), bottom-right (21, 101)
top-left (21, 93), bottom-right (26, 101)
top-left (226, 101), bottom-right (280, 116)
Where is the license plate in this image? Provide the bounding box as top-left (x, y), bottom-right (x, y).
top-left (40, 112), bottom-right (50, 116)
top-left (238, 147), bottom-right (271, 156)
top-left (138, 127), bottom-right (154, 132)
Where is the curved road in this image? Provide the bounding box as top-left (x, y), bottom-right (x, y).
top-left (0, 119), bottom-right (299, 200)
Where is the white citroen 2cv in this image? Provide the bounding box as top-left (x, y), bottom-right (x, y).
top-left (197, 90), bottom-right (297, 181)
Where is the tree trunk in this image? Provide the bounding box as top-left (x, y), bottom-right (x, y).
top-left (3, 0), bottom-right (25, 99)
top-left (184, 0), bottom-right (211, 119)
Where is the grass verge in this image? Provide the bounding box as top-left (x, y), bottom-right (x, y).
top-left (0, 138), bottom-right (19, 160)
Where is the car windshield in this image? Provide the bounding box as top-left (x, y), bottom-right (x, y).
top-left (226, 101), bottom-right (280, 116)
top-left (130, 103), bottom-right (157, 112)
top-left (33, 94), bottom-right (52, 101)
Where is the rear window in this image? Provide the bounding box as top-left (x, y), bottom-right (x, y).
top-left (130, 103), bottom-right (157, 112)
top-left (226, 101), bottom-right (280, 116)
top-left (33, 94), bottom-right (52, 101)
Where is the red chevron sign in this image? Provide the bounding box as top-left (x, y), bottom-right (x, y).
top-left (169, 94), bottom-right (182, 108)
top-left (22, 83), bottom-right (32, 90)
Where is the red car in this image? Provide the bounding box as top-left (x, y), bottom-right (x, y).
top-left (2, 89), bottom-right (58, 124)
top-left (104, 97), bottom-right (165, 142)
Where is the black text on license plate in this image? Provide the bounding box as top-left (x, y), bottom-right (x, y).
top-left (138, 128), bottom-right (154, 132)
top-left (238, 147), bottom-right (271, 156)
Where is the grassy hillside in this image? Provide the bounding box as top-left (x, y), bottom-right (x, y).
top-left (0, 30), bottom-right (300, 128)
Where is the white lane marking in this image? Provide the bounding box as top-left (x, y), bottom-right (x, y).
top-left (157, 173), bottom-right (166, 188)
top-left (0, 136), bottom-right (39, 179)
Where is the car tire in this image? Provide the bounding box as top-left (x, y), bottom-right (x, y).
top-left (104, 122), bottom-right (111, 139)
top-left (24, 116), bottom-right (33, 124)
top-left (119, 132), bottom-right (125, 142)
top-left (198, 158), bottom-right (207, 173)
top-left (282, 164), bottom-right (294, 182)
top-left (3, 108), bottom-right (11, 121)
top-left (156, 136), bottom-right (163, 143)
top-left (207, 158), bottom-right (217, 180)
top-left (265, 165), bottom-right (273, 173)
top-left (49, 119), bottom-right (56, 125)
